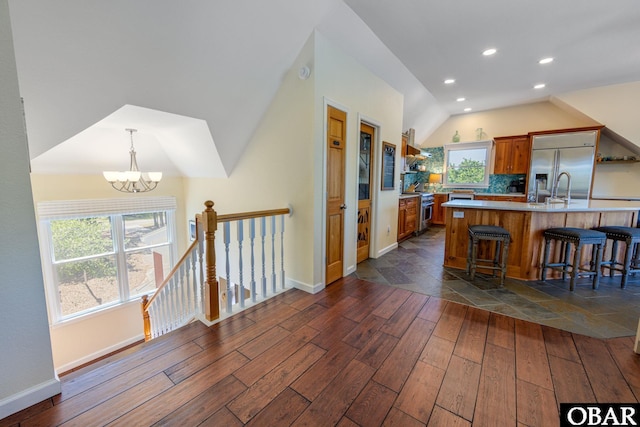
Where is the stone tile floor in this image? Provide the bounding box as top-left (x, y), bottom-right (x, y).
top-left (353, 225), bottom-right (640, 339)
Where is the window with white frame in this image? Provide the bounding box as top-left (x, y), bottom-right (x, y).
top-left (443, 140), bottom-right (493, 188)
top-left (38, 197), bottom-right (177, 323)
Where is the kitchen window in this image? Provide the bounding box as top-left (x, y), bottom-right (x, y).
top-left (37, 197), bottom-right (177, 323)
top-left (443, 140), bottom-right (493, 188)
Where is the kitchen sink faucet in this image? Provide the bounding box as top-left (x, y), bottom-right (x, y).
top-left (551, 171), bottom-right (572, 204)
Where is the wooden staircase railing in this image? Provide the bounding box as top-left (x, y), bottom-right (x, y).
top-left (141, 200), bottom-right (291, 340)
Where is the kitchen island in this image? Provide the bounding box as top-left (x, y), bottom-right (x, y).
top-left (442, 199), bottom-right (640, 280)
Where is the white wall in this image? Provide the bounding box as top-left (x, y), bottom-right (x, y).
top-left (421, 101), bottom-right (599, 148)
top-left (555, 81), bottom-right (640, 199)
top-left (313, 31), bottom-right (404, 286)
top-left (591, 133), bottom-right (640, 199)
top-left (48, 301), bottom-right (142, 373)
top-left (184, 33), bottom-right (316, 290)
top-left (185, 31), bottom-right (405, 294)
top-left (555, 81), bottom-right (640, 149)
top-left (29, 175), bottom-right (187, 371)
top-left (0, 0), bottom-right (60, 418)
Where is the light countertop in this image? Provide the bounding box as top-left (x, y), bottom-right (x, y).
top-left (476, 192), bottom-right (526, 197)
top-left (399, 193), bottom-right (421, 199)
top-left (442, 199), bottom-right (640, 212)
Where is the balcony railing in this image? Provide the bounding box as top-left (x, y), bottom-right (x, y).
top-left (141, 200), bottom-right (291, 340)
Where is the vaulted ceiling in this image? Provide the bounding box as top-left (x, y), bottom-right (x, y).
top-left (8, 0), bottom-right (640, 177)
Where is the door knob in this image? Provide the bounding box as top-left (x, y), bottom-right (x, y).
top-left (340, 204), bottom-right (347, 210)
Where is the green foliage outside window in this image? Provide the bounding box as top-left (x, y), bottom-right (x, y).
top-left (448, 158), bottom-right (486, 184)
top-left (51, 217), bottom-right (116, 281)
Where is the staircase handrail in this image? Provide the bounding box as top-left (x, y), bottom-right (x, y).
top-left (141, 201), bottom-right (291, 341)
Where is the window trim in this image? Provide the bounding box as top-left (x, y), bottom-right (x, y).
top-left (37, 197), bottom-right (177, 324)
top-left (443, 140), bottom-right (493, 188)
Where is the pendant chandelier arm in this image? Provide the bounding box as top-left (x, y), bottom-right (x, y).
top-left (103, 128), bottom-right (162, 193)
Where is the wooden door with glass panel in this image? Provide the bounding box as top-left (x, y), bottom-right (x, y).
top-left (357, 123), bottom-right (375, 263)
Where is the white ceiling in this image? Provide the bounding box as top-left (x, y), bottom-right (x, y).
top-left (8, 0), bottom-right (640, 177)
top-left (345, 0), bottom-right (640, 115)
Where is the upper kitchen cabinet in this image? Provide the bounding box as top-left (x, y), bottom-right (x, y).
top-left (402, 129), bottom-right (426, 173)
top-left (494, 135), bottom-right (531, 174)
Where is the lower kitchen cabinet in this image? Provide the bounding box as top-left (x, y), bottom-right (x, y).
top-left (432, 193), bottom-right (448, 225)
top-left (398, 196), bottom-right (418, 241)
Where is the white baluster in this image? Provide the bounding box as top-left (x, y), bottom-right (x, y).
top-left (172, 278), bottom-right (179, 330)
top-left (170, 278), bottom-right (178, 329)
top-left (191, 248), bottom-right (198, 316)
top-left (224, 221), bottom-right (232, 313)
top-left (183, 260), bottom-right (190, 322)
top-left (249, 218), bottom-right (256, 303)
top-left (197, 227), bottom-right (204, 315)
top-left (271, 215), bottom-right (276, 293)
top-left (178, 264), bottom-right (185, 323)
top-left (280, 215), bottom-right (285, 290)
top-left (185, 254), bottom-right (193, 318)
top-left (159, 292), bottom-right (168, 335)
top-left (261, 217), bottom-right (267, 297)
top-left (149, 305), bottom-right (156, 338)
top-left (237, 220), bottom-right (245, 309)
top-left (165, 281), bottom-right (172, 331)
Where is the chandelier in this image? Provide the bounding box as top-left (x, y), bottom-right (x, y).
top-left (103, 129), bottom-right (162, 193)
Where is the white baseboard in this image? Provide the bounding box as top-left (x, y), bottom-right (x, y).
top-left (55, 334), bottom-right (145, 375)
top-left (289, 278), bottom-right (324, 294)
top-left (377, 241), bottom-right (398, 258)
top-left (345, 264), bottom-right (356, 276)
top-left (0, 377), bottom-right (61, 420)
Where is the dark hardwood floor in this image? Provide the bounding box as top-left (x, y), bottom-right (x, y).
top-left (3, 276), bottom-right (639, 426)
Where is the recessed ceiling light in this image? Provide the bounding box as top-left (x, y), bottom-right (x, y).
top-left (464, 107), bottom-right (472, 112)
top-left (444, 78), bottom-right (455, 84)
top-left (482, 48), bottom-right (497, 56)
top-left (538, 57), bottom-right (554, 65)
top-left (534, 83), bottom-right (546, 89)
top-left (456, 97), bottom-right (466, 102)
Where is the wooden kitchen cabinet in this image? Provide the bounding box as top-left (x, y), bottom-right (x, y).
top-left (398, 196), bottom-right (418, 241)
top-left (432, 193), bottom-right (448, 225)
top-left (494, 135), bottom-right (531, 174)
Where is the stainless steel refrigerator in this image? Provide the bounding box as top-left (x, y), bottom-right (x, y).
top-left (527, 131), bottom-right (597, 203)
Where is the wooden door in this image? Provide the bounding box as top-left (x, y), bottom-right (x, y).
top-left (357, 123), bottom-right (374, 263)
top-left (326, 106), bottom-right (347, 284)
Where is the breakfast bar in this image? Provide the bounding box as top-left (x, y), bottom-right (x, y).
top-left (442, 199), bottom-right (640, 280)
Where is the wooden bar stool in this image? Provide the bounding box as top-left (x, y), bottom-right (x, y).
top-left (541, 227), bottom-right (606, 291)
top-left (593, 226), bottom-right (640, 288)
top-left (466, 225), bottom-right (510, 286)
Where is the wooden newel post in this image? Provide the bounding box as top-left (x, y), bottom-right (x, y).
top-left (141, 294), bottom-right (151, 341)
top-left (203, 200), bottom-right (220, 321)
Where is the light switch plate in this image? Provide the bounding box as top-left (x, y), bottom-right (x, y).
top-left (453, 211), bottom-right (464, 219)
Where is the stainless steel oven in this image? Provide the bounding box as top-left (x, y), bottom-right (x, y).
top-left (418, 193), bottom-right (434, 234)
